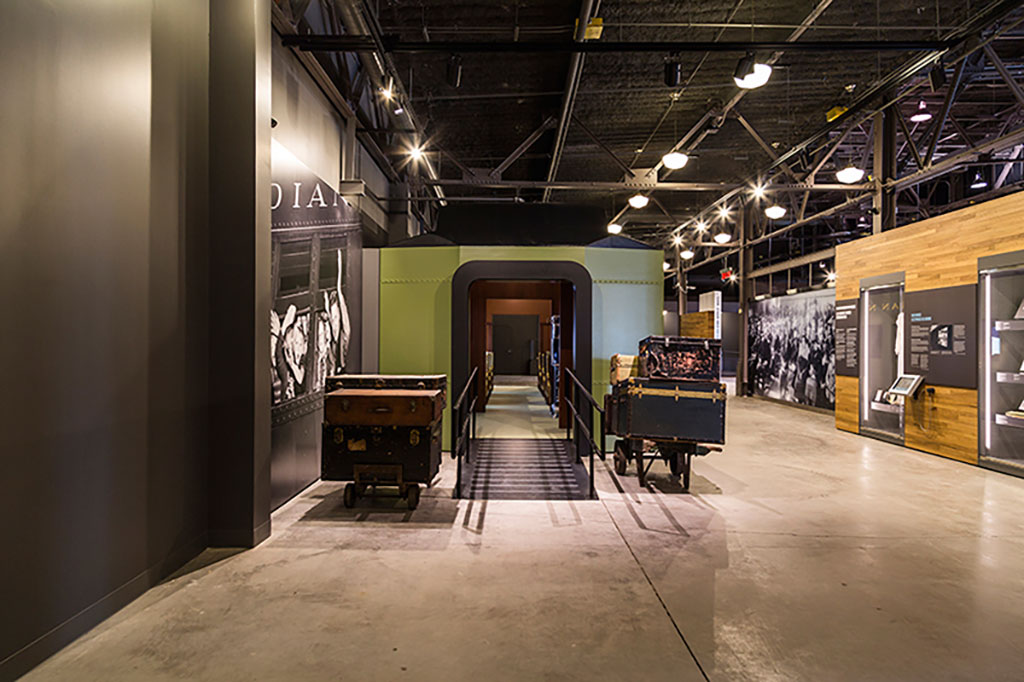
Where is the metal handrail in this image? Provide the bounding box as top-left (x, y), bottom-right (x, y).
top-left (451, 366), bottom-right (479, 499)
top-left (562, 367), bottom-right (606, 500)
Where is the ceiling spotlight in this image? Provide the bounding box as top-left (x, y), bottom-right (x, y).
top-left (714, 231), bottom-right (731, 244)
top-left (733, 53), bottom-right (772, 89)
top-left (764, 204), bottom-right (787, 220)
top-left (681, 248), bottom-right (695, 260)
top-left (628, 193), bottom-right (649, 209)
top-left (909, 100), bottom-right (932, 123)
top-left (607, 223), bottom-right (623, 234)
top-left (662, 151), bottom-right (689, 170)
top-left (717, 205), bottom-right (730, 220)
top-left (447, 54), bottom-right (463, 88)
top-left (695, 219), bottom-right (708, 232)
top-left (970, 171), bottom-right (989, 190)
top-left (381, 78), bottom-right (394, 100)
top-left (409, 145), bottom-right (424, 161)
top-left (835, 164), bottom-right (865, 184)
top-left (663, 260), bottom-right (672, 271)
top-left (825, 271), bottom-right (837, 282)
top-left (672, 234), bottom-right (684, 246)
top-left (664, 59), bottom-right (682, 87)
top-left (728, 273), bottom-right (738, 283)
top-left (752, 184), bottom-right (765, 199)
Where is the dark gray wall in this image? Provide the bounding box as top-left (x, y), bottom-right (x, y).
top-left (0, 1), bottom-right (212, 678)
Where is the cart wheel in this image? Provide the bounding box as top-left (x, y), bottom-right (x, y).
top-left (406, 484), bottom-right (420, 510)
top-left (343, 483), bottom-right (356, 508)
top-left (669, 452), bottom-right (682, 477)
top-left (613, 440), bottom-right (628, 476)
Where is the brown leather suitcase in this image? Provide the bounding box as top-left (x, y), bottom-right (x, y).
top-left (324, 388), bottom-right (443, 427)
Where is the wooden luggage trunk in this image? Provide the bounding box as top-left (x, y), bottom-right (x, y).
top-left (607, 377), bottom-right (726, 444)
top-left (323, 388), bottom-right (443, 426)
top-left (638, 336), bottom-right (722, 382)
top-left (324, 374), bottom-right (447, 407)
top-left (321, 421), bottom-right (442, 484)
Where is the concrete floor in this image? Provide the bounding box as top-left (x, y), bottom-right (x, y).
top-left (25, 397), bottom-right (1024, 681)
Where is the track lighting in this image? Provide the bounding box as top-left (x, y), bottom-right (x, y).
top-left (910, 100), bottom-right (932, 123)
top-left (764, 204), bottom-right (787, 220)
top-left (381, 78), bottom-right (394, 101)
top-left (672, 234), bottom-right (684, 246)
top-left (752, 184), bottom-right (765, 199)
top-left (733, 53), bottom-right (772, 89)
top-left (970, 171), bottom-right (988, 190)
top-left (835, 164), bottom-right (865, 184)
top-left (717, 205), bottom-right (730, 220)
top-left (607, 223), bottom-right (623, 234)
top-left (714, 231), bottom-right (731, 244)
top-left (447, 54), bottom-right (463, 88)
top-left (664, 59), bottom-right (682, 87)
top-left (681, 248), bottom-right (695, 260)
top-left (662, 151), bottom-right (689, 170)
top-left (695, 219), bottom-right (708, 232)
top-left (409, 145), bottom-right (424, 161)
top-left (628, 193), bottom-right (649, 209)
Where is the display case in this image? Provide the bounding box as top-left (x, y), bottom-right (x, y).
top-left (860, 284), bottom-right (904, 442)
top-left (980, 261), bottom-right (1024, 473)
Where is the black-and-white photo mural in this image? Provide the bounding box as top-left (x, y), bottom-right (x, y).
top-left (748, 289), bottom-right (836, 409)
top-left (269, 140), bottom-right (362, 509)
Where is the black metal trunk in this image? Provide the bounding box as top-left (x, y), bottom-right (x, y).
top-left (607, 377), bottom-right (726, 444)
top-left (321, 422), bottom-right (442, 484)
top-left (638, 336), bottom-right (722, 382)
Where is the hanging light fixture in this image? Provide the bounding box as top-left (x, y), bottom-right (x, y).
top-left (381, 77), bottom-right (394, 101)
top-left (909, 100), bottom-right (932, 123)
top-left (681, 248), bottom-right (695, 260)
top-left (662, 151), bottom-right (689, 170)
top-left (970, 171), bottom-right (989, 190)
top-left (663, 261), bottom-right (672, 271)
top-left (835, 164), bottom-right (865, 184)
top-left (764, 204), bottom-right (787, 220)
top-left (628, 193), bottom-right (649, 209)
top-left (733, 53), bottom-right (772, 89)
top-left (607, 223), bottom-right (623, 234)
top-left (664, 59), bottom-right (682, 87)
top-left (695, 219), bottom-right (708, 232)
top-left (752, 184), bottom-right (765, 199)
top-left (717, 204), bottom-right (731, 220)
top-left (672, 234), bottom-right (684, 246)
top-left (409, 145), bottom-right (424, 161)
top-left (714, 231), bottom-right (731, 244)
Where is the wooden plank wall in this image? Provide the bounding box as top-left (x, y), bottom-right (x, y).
top-left (679, 311), bottom-right (715, 338)
top-left (835, 190), bottom-right (1024, 463)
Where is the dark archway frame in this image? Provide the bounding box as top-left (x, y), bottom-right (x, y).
top-left (451, 260), bottom-right (592, 450)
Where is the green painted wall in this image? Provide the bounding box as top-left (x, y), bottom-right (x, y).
top-left (378, 245), bottom-right (663, 446)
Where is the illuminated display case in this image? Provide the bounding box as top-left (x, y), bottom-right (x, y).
top-left (980, 259), bottom-right (1024, 473)
top-left (860, 284), bottom-right (904, 442)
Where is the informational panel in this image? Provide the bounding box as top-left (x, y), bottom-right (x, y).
top-left (748, 289), bottom-right (836, 409)
top-left (835, 298), bottom-right (860, 377)
top-left (903, 284), bottom-right (977, 388)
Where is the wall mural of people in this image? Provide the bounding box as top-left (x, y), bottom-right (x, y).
top-left (748, 289), bottom-right (836, 409)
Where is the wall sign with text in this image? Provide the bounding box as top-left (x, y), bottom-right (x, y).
top-left (834, 298), bottom-right (859, 377)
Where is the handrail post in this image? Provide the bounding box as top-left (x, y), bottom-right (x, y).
top-left (589, 447), bottom-right (595, 499)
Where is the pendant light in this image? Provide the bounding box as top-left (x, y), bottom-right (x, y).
top-left (910, 100), bottom-right (932, 123)
top-left (607, 223), bottom-right (623, 234)
top-left (970, 172), bottom-right (989, 190)
top-left (628, 193), bottom-right (649, 209)
top-left (672, 234), bottom-right (684, 246)
top-left (734, 52), bottom-right (772, 89)
top-left (764, 204), bottom-right (787, 220)
top-left (681, 248), bottom-right (695, 260)
top-left (662, 151), bottom-right (689, 170)
top-left (663, 261), bottom-right (672, 271)
top-left (835, 164), bottom-right (865, 184)
top-left (713, 231), bottom-right (731, 244)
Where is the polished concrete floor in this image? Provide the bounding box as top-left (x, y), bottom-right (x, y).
top-left (26, 397), bottom-right (1024, 681)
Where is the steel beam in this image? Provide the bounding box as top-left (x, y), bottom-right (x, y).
top-left (283, 36), bottom-right (949, 53)
top-left (419, 178), bottom-right (872, 192)
top-left (734, 110), bottom-right (801, 182)
top-left (924, 59), bottom-right (967, 167)
top-left (490, 116), bottom-right (556, 179)
top-left (571, 114), bottom-right (635, 176)
top-left (747, 248), bottom-right (836, 279)
top-left (984, 44), bottom-right (1024, 108)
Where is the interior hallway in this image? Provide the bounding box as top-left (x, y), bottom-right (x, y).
top-left (25, 398), bottom-right (1024, 681)
top-left (475, 375), bottom-right (565, 440)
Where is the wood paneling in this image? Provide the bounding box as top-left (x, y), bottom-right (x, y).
top-left (834, 192), bottom-right (1024, 465)
top-left (905, 386), bottom-right (978, 464)
top-left (680, 311), bottom-right (715, 338)
top-left (835, 375), bottom-right (859, 433)
top-left (836, 191), bottom-right (1024, 298)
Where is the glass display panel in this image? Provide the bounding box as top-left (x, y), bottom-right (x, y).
top-left (860, 285), bottom-right (904, 439)
top-left (981, 267), bottom-right (1024, 464)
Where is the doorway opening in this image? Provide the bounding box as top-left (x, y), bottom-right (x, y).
top-left (451, 261), bottom-right (593, 499)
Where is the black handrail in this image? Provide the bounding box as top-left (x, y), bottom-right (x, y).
top-left (562, 367), bottom-right (606, 500)
top-left (451, 366), bottom-right (479, 499)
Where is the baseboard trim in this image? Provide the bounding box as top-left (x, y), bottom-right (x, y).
top-left (0, 531), bottom-right (207, 682)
